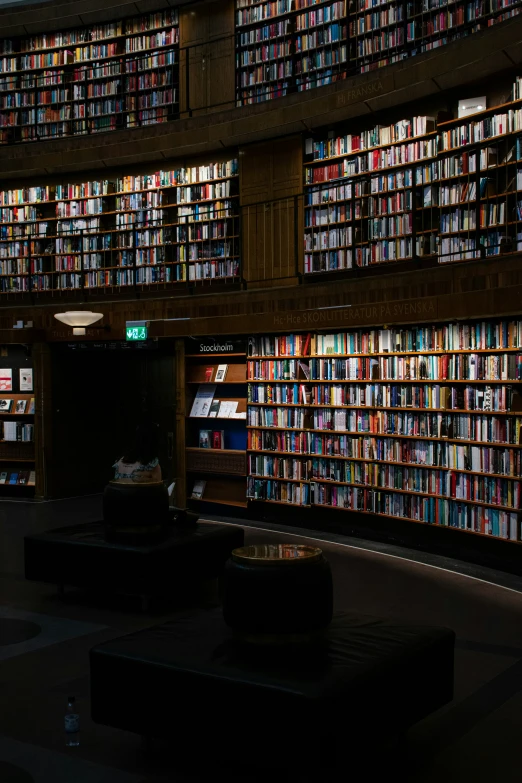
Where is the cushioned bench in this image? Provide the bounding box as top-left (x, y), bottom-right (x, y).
top-left (24, 522), bottom-right (244, 603)
top-left (90, 608), bottom-right (454, 767)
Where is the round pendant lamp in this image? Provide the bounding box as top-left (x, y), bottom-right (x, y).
top-left (54, 311), bottom-right (103, 336)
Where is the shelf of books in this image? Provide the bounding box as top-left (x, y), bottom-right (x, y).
top-left (236, 0), bottom-right (522, 105)
top-left (0, 354), bottom-right (36, 495)
top-left (235, 0), bottom-right (349, 106)
top-left (0, 8), bottom-right (179, 144)
top-left (186, 346), bottom-right (248, 508)
top-left (0, 158), bottom-right (240, 293)
top-left (304, 76), bottom-right (522, 275)
top-left (246, 321), bottom-right (522, 543)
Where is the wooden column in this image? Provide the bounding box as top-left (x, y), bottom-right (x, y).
top-left (179, 0), bottom-right (235, 118)
top-left (240, 135), bottom-right (304, 288)
top-left (32, 342), bottom-right (51, 500)
top-left (174, 338), bottom-right (186, 508)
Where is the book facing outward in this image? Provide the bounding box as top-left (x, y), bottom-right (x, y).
top-left (9, 473), bottom-right (18, 485)
top-left (191, 479), bottom-right (206, 499)
top-left (218, 401), bottom-right (238, 418)
top-left (0, 399), bottom-right (12, 413)
top-left (28, 470), bottom-right (36, 486)
top-left (0, 472), bottom-right (7, 484)
top-left (215, 364), bottom-right (228, 382)
top-left (205, 367), bottom-right (214, 382)
top-left (190, 385), bottom-right (216, 417)
top-left (212, 430), bottom-right (224, 449)
top-left (28, 398), bottom-right (35, 414)
top-left (15, 399), bottom-right (27, 414)
top-left (199, 430), bottom-right (212, 449)
top-left (208, 400), bottom-right (220, 418)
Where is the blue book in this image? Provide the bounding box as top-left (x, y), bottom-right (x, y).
top-left (9, 473), bottom-right (18, 485)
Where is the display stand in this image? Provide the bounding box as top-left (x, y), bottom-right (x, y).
top-left (185, 341), bottom-right (248, 510)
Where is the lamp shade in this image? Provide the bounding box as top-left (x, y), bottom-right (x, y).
top-left (54, 311), bottom-right (103, 328)
top-left (54, 311), bottom-right (103, 336)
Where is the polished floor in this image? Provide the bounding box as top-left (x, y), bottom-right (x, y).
top-left (1, 496), bottom-right (522, 781)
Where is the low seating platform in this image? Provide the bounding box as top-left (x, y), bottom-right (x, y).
top-left (24, 521), bottom-right (244, 601)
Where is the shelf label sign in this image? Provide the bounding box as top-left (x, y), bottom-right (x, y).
top-left (126, 325), bottom-right (148, 341)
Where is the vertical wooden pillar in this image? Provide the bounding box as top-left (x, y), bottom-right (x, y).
top-left (33, 342), bottom-right (52, 500)
top-left (179, 0), bottom-right (235, 118)
top-left (174, 338), bottom-right (186, 508)
top-left (240, 135), bottom-right (304, 288)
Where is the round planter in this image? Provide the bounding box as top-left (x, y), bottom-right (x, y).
top-left (102, 480), bottom-right (169, 545)
top-left (222, 544), bottom-right (333, 641)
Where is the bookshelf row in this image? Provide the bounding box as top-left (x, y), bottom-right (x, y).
top-left (184, 322), bottom-right (522, 543)
top-left (244, 319), bottom-right (522, 539)
top-left (0, 9), bottom-right (179, 143)
top-left (0, 160), bottom-right (240, 291)
top-left (7, 80), bottom-right (522, 291)
top-left (304, 78), bottom-right (522, 272)
top-left (0, 362), bottom-right (37, 496)
top-left (235, 0), bottom-right (522, 104)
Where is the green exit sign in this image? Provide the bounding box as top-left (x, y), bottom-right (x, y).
top-left (126, 325), bottom-right (148, 341)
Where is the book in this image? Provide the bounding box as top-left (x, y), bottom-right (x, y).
top-left (28, 470), bottom-right (36, 486)
top-left (28, 398), bottom-right (35, 414)
top-left (208, 400), bottom-right (220, 418)
top-left (298, 361), bottom-right (310, 380)
top-left (18, 471), bottom-right (29, 485)
top-left (199, 430), bottom-right (212, 449)
top-left (212, 430), bottom-right (224, 449)
top-left (218, 400), bottom-right (238, 418)
top-left (0, 369), bottom-right (12, 391)
top-left (9, 473), bottom-right (18, 484)
top-left (0, 399), bottom-right (13, 412)
top-left (15, 399), bottom-right (27, 414)
top-left (19, 368), bottom-right (33, 391)
top-left (205, 367), bottom-right (214, 382)
top-left (189, 384), bottom-right (216, 417)
top-left (215, 364), bottom-right (228, 382)
top-left (0, 472), bottom-right (7, 484)
top-left (191, 479), bottom-right (206, 499)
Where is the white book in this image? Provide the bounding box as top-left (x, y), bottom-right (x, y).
top-left (218, 401), bottom-right (238, 418)
top-left (215, 364), bottom-right (228, 382)
top-left (190, 385), bottom-right (216, 417)
top-left (191, 479), bottom-right (206, 500)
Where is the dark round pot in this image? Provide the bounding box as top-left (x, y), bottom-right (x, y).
top-left (103, 481), bottom-right (169, 545)
top-left (222, 544), bottom-right (333, 640)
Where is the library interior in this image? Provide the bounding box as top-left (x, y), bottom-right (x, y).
top-left (1, 0), bottom-right (522, 780)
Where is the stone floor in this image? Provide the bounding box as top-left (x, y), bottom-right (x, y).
top-left (1, 496), bottom-right (522, 781)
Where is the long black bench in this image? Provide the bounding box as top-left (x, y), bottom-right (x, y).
top-left (90, 608), bottom-right (454, 768)
top-left (24, 522), bottom-right (244, 604)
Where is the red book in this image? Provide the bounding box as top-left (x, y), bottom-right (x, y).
top-left (302, 332), bottom-right (312, 357)
top-left (205, 367), bottom-right (213, 382)
top-left (212, 430), bottom-right (224, 449)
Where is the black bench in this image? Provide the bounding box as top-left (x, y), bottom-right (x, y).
top-left (24, 522), bottom-right (244, 605)
top-left (90, 608), bottom-right (454, 767)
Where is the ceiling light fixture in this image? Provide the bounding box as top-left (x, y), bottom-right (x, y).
top-left (54, 311), bottom-right (103, 336)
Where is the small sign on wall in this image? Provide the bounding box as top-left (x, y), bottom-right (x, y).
top-left (190, 338), bottom-right (246, 354)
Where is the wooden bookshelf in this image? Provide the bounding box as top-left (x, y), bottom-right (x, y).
top-left (246, 319), bottom-right (522, 540)
top-left (0, 357), bottom-right (36, 495)
top-left (303, 77), bottom-right (522, 275)
top-left (0, 9), bottom-right (179, 144)
top-left (0, 158), bottom-right (240, 293)
top-left (185, 342), bottom-right (249, 509)
top-left (235, 0), bottom-right (349, 106)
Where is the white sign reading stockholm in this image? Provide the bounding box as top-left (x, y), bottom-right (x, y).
top-left (199, 343), bottom-right (234, 352)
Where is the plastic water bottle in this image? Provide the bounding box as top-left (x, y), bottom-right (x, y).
top-left (65, 696), bottom-right (80, 747)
